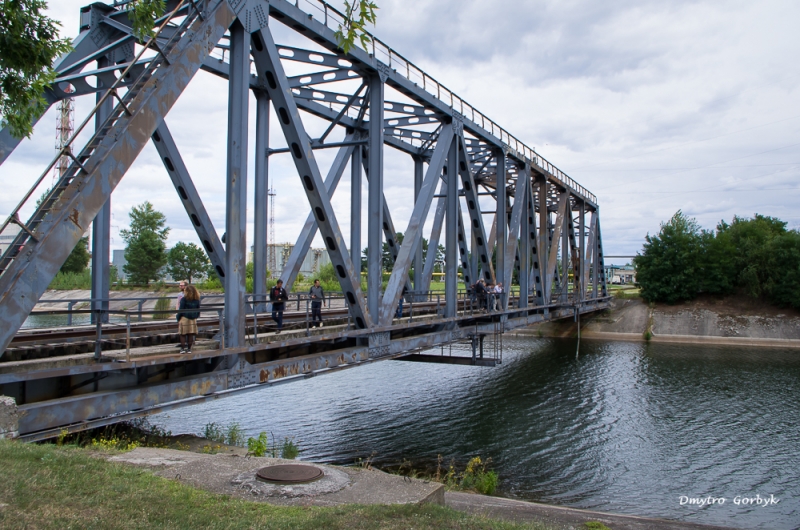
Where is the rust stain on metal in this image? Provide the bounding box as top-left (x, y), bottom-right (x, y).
top-left (272, 365), bottom-right (287, 380)
top-left (68, 209), bottom-right (82, 230)
top-left (259, 369), bottom-right (268, 383)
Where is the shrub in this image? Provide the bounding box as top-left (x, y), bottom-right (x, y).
top-left (247, 432), bottom-right (270, 457)
top-left (280, 437), bottom-right (299, 459)
top-left (152, 296), bottom-right (172, 320)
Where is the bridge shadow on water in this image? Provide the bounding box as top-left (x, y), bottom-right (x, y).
top-left (154, 337), bottom-right (800, 530)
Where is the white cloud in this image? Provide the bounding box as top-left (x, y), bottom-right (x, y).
top-left (2, 0), bottom-right (799, 264)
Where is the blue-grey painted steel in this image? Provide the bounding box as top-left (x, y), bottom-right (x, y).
top-left (279, 138), bottom-right (356, 290)
top-left (0, 1), bottom-right (233, 357)
top-left (545, 192), bottom-right (568, 303)
top-left (518, 167), bottom-right (530, 308)
top-left (253, 90), bottom-right (270, 302)
top-left (367, 72), bottom-right (385, 324)
top-left (456, 133), bottom-right (493, 283)
top-left (527, 178), bottom-right (544, 306)
top-left (380, 131), bottom-right (453, 325)
top-left (503, 177), bottom-right (525, 293)
top-left (224, 20), bottom-right (250, 348)
top-left (91, 57), bottom-right (113, 324)
top-left (537, 178), bottom-right (550, 302)
top-left (413, 156), bottom-right (424, 289)
top-left (445, 136), bottom-right (458, 318)
top-left (351, 145), bottom-right (362, 274)
top-left (250, 26), bottom-right (370, 328)
top-left (419, 189), bottom-right (446, 292)
top-left (579, 204), bottom-right (586, 302)
top-left (151, 122), bottom-right (226, 282)
top-left (495, 150), bottom-right (507, 308)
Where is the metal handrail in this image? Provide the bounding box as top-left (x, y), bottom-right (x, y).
top-left (288, 0), bottom-right (596, 204)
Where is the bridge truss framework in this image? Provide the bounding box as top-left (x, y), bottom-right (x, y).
top-left (0, 0), bottom-right (608, 439)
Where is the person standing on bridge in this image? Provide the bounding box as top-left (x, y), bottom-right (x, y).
top-left (270, 279), bottom-right (289, 333)
top-left (175, 279), bottom-right (187, 310)
top-left (178, 285), bottom-right (200, 354)
top-left (309, 279), bottom-right (325, 327)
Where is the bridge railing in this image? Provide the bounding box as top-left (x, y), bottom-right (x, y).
top-left (286, 0), bottom-right (596, 204)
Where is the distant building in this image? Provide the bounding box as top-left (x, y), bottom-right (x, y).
top-left (0, 222), bottom-right (21, 256)
top-left (249, 243), bottom-right (331, 278)
top-left (606, 264), bottom-right (636, 285)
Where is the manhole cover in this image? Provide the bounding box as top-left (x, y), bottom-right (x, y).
top-left (255, 464), bottom-right (324, 484)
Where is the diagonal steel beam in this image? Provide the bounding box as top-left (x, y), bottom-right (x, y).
top-left (250, 26), bottom-right (370, 328)
top-left (279, 136), bottom-right (356, 290)
top-left (545, 190), bottom-right (569, 300)
top-left (456, 134), bottom-right (494, 283)
top-left (527, 175), bottom-right (544, 306)
top-left (419, 186), bottom-right (446, 292)
top-left (379, 130), bottom-right (453, 325)
top-left (151, 121), bottom-right (226, 282)
top-left (502, 177), bottom-right (526, 289)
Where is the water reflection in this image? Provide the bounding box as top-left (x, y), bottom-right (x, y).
top-left (153, 338), bottom-right (800, 529)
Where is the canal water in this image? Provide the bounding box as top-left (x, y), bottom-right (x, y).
top-left (152, 337), bottom-right (800, 529)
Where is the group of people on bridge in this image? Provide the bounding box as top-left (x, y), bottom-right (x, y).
top-left (470, 279), bottom-right (504, 312)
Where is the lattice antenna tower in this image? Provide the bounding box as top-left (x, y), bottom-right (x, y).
top-left (53, 88), bottom-right (75, 183)
top-left (268, 188), bottom-right (276, 275)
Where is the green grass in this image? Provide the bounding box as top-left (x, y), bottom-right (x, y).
top-left (0, 440), bottom-right (552, 530)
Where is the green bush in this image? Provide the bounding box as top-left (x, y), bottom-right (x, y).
top-left (280, 437), bottom-right (300, 459)
top-left (49, 269), bottom-right (92, 290)
top-left (152, 296), bottom-right (172, 320)
top-left (247, 432), bottom-right (270, 457)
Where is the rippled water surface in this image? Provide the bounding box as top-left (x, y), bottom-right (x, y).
top-left (153, 338), bottom-right (800, 529)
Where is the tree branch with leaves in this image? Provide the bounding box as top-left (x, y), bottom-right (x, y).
top-left (334, 0), bottom-right (378, 54)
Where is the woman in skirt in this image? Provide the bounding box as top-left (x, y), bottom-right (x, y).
top-left (178, 285), bottom-right (201, 353)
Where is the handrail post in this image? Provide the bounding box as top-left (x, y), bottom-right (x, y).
top-left (138, 300), bottom-right (143, 322)
top-left (253, 295), bottom-right (259, 344)
top-left (219, 309), bottom-right (225, 350)
top-left (305, 299), bottom-right (310, 337)
top-left (67, 301), bottom-right (74, 326)
top-left (125, 313), bottom-right (131, 362)
top-left (94, 310), bottom-right (102, 361)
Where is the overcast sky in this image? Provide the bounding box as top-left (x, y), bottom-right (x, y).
top-left (2, 0), bottom-right (798, 266)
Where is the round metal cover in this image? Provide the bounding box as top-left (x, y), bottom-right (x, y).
top-left (255, 464), bottom-right (324, 484)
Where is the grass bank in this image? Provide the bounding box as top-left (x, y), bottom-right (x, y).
top-left (0, 440), bottom-right (553, 530)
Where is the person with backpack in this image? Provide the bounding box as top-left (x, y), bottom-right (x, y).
top-left (177, 285), bottom-right (201, 353)
top-left (309, 279), bottom-right (325, 327)
top-left (270, 279), bottom-right (289, 333)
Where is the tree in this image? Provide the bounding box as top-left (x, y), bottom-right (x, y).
top-left (120, 201), bottom-right (169, 285)
top-left (633, 210), bottom-right (704, 304)
top-left (0, 0), bottom-right (72, 138)
top-left (60, 236), bottom-right (90, 274)
top-left (166, 242), bottom-right (208, 284)
top-left (334, 1), bottom-right (378, 53)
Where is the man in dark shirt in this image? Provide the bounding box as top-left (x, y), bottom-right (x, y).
top-left (269, 279), bottom-right (289, 333)
top-left (309, 279), bottom-right (325, 327)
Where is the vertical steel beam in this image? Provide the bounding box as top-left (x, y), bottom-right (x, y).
top-left (280, 139), bottom-right (356, 290)
top-left (527, 179), bottom-right (544, 306)
top-left (503, 177), bottom-right (525, 289)
top-left (151, 122), bottom-right (226, 282)
top-left (495, 150), bottom-right (506, 303)
top-left (561, 196), bottom-right (570, 303)
top-left (584, 211), bottom-right (596, 299)
top-left (224, 20), bottom-right (249, 347)
top-left (592, 214), bottom-right (599, 299)
top-left (91, 56), bottom-right (112, 324)
top-left (251, 27), bottom-right (370, 328)
top-left (579, 202), bottom-right (586, 303)
top-left (445, 135), bottom-right (458, 318)
top-left (351, 144), bottom-right (362, 277)
top-left (545, 191), bottom-right (568, 302)
top-left (595, 212), bottom-right (608, 297)
top-left (367, 72), bottom-right (385, 323)
top-left (518, 168), bottom-right (530, 308)
top-left (537, 179), bottom-right (550, 302)
top-left (253, 90), bottom-right (270, 301)
top-left (413, 156), bottom-right (423, 289)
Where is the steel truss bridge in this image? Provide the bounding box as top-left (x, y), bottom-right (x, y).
top-left (0, 0), bottom-right (609, 440)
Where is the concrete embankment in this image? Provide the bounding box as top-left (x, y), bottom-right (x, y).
top-left (514, 296), bottom-right (800, 348)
